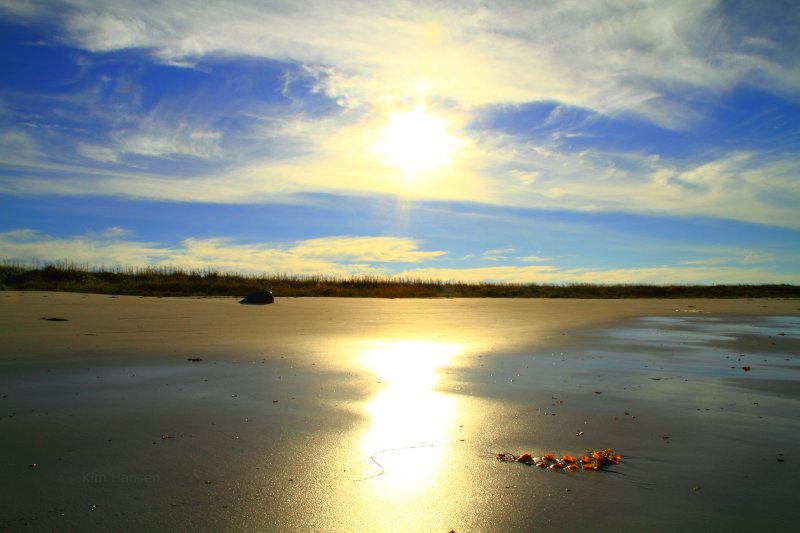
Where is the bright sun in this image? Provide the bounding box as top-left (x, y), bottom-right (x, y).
top-left (373, 105), bottom-right (459, 175)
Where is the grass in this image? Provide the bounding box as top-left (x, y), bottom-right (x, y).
top-left (1, 261), bottom-right (799, 299)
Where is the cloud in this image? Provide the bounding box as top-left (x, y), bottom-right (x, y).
top-left (291, 236), bottom-right (444, 263)
top-left (116, 129), bottom-right (222, 159)
top-left (15, 0), bottom-right (795, 125)
top-left (0, 229), bottom-right (445, 275)
top-left (0, 130), bottom-right (42, 166)
top-left (394, 264), bottom-right (800, 285)
top-left (461, 131), bottom-right (800, 227)
top-left (0, 228), bottom-right (166, 267)
top-left (679, 251), bottom-right (776, 266)
top-left (2, 1), bottom-right (799, 232)
top-left (3, 101), bottom-right (799, 229)
top-left (643, 151), bottom-right (800, 226)
top-left (482, 247), bottom-right (515, 261)
top-left (77, 143), bottom-right (119, 163)
top-left (4, 129), bottom-right (799, 228)
top-left (521, 255), bottom-right (551, 263)
top-left (0, 0), bottom-right (44, 17)
top-left (79, 109), bottom-right (226, 162)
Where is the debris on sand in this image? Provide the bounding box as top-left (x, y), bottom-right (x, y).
top-left (497, 448), bottom-right (622, 471)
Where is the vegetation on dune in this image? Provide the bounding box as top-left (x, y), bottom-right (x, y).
top-left (1, 261), bottom-right (798, 299)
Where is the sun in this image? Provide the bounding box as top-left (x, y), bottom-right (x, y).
top-left (373, 105), bottom-right (459, 175)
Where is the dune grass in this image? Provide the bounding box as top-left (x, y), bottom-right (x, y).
top-left (1, 261), bottom-right (798, 299)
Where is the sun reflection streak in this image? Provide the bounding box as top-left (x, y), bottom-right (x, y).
top-left (358, 340), bottom-right (463, 491)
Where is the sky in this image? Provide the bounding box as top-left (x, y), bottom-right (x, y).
top-left (1, 0), bottom-right (799, 284)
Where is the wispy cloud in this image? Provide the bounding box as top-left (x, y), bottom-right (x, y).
top-left (679, 251), bottom-right (776, 266)
top-left (2, 1), bottom-right (799, 227)
top-left (482, 247), bottom-right (515, 261)
top-left (521, 255), bottom-right (552, 263)
top-left (114, 124), bottom-right (224, 159)
top-left (35, 0), bottom-right (796, 123)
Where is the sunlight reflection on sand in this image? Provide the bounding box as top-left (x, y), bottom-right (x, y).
top-left (358, 340), bottom-right (463, 491)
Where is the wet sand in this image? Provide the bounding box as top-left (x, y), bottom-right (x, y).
top-left (1, 292), bottom-right (799, 531)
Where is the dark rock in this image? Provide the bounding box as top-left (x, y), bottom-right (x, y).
top-left (239, 291), bottom-right (274, 305)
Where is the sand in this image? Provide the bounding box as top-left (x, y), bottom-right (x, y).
top-left (1, 292), bottom-right (799, 531)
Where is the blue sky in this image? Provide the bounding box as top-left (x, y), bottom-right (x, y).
top-left (1, 0), bottom-right (799, 284)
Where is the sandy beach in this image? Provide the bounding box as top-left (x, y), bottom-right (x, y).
top-left (1, 292), bottom-right (799, 531)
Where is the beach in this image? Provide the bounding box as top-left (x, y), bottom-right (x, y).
top-left (1, 292), bottom-right (799, 531)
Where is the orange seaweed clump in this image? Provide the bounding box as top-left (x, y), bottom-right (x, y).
top-left (588, 448), bottom-right (623, 469)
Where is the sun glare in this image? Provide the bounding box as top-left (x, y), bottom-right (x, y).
top-left (373, 106), bottom-right (459, 175)
top-left (358, 340), bottom-right (462, 491)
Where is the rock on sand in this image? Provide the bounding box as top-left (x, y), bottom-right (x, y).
top-left (239, 291), bottom-right (274, 305)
